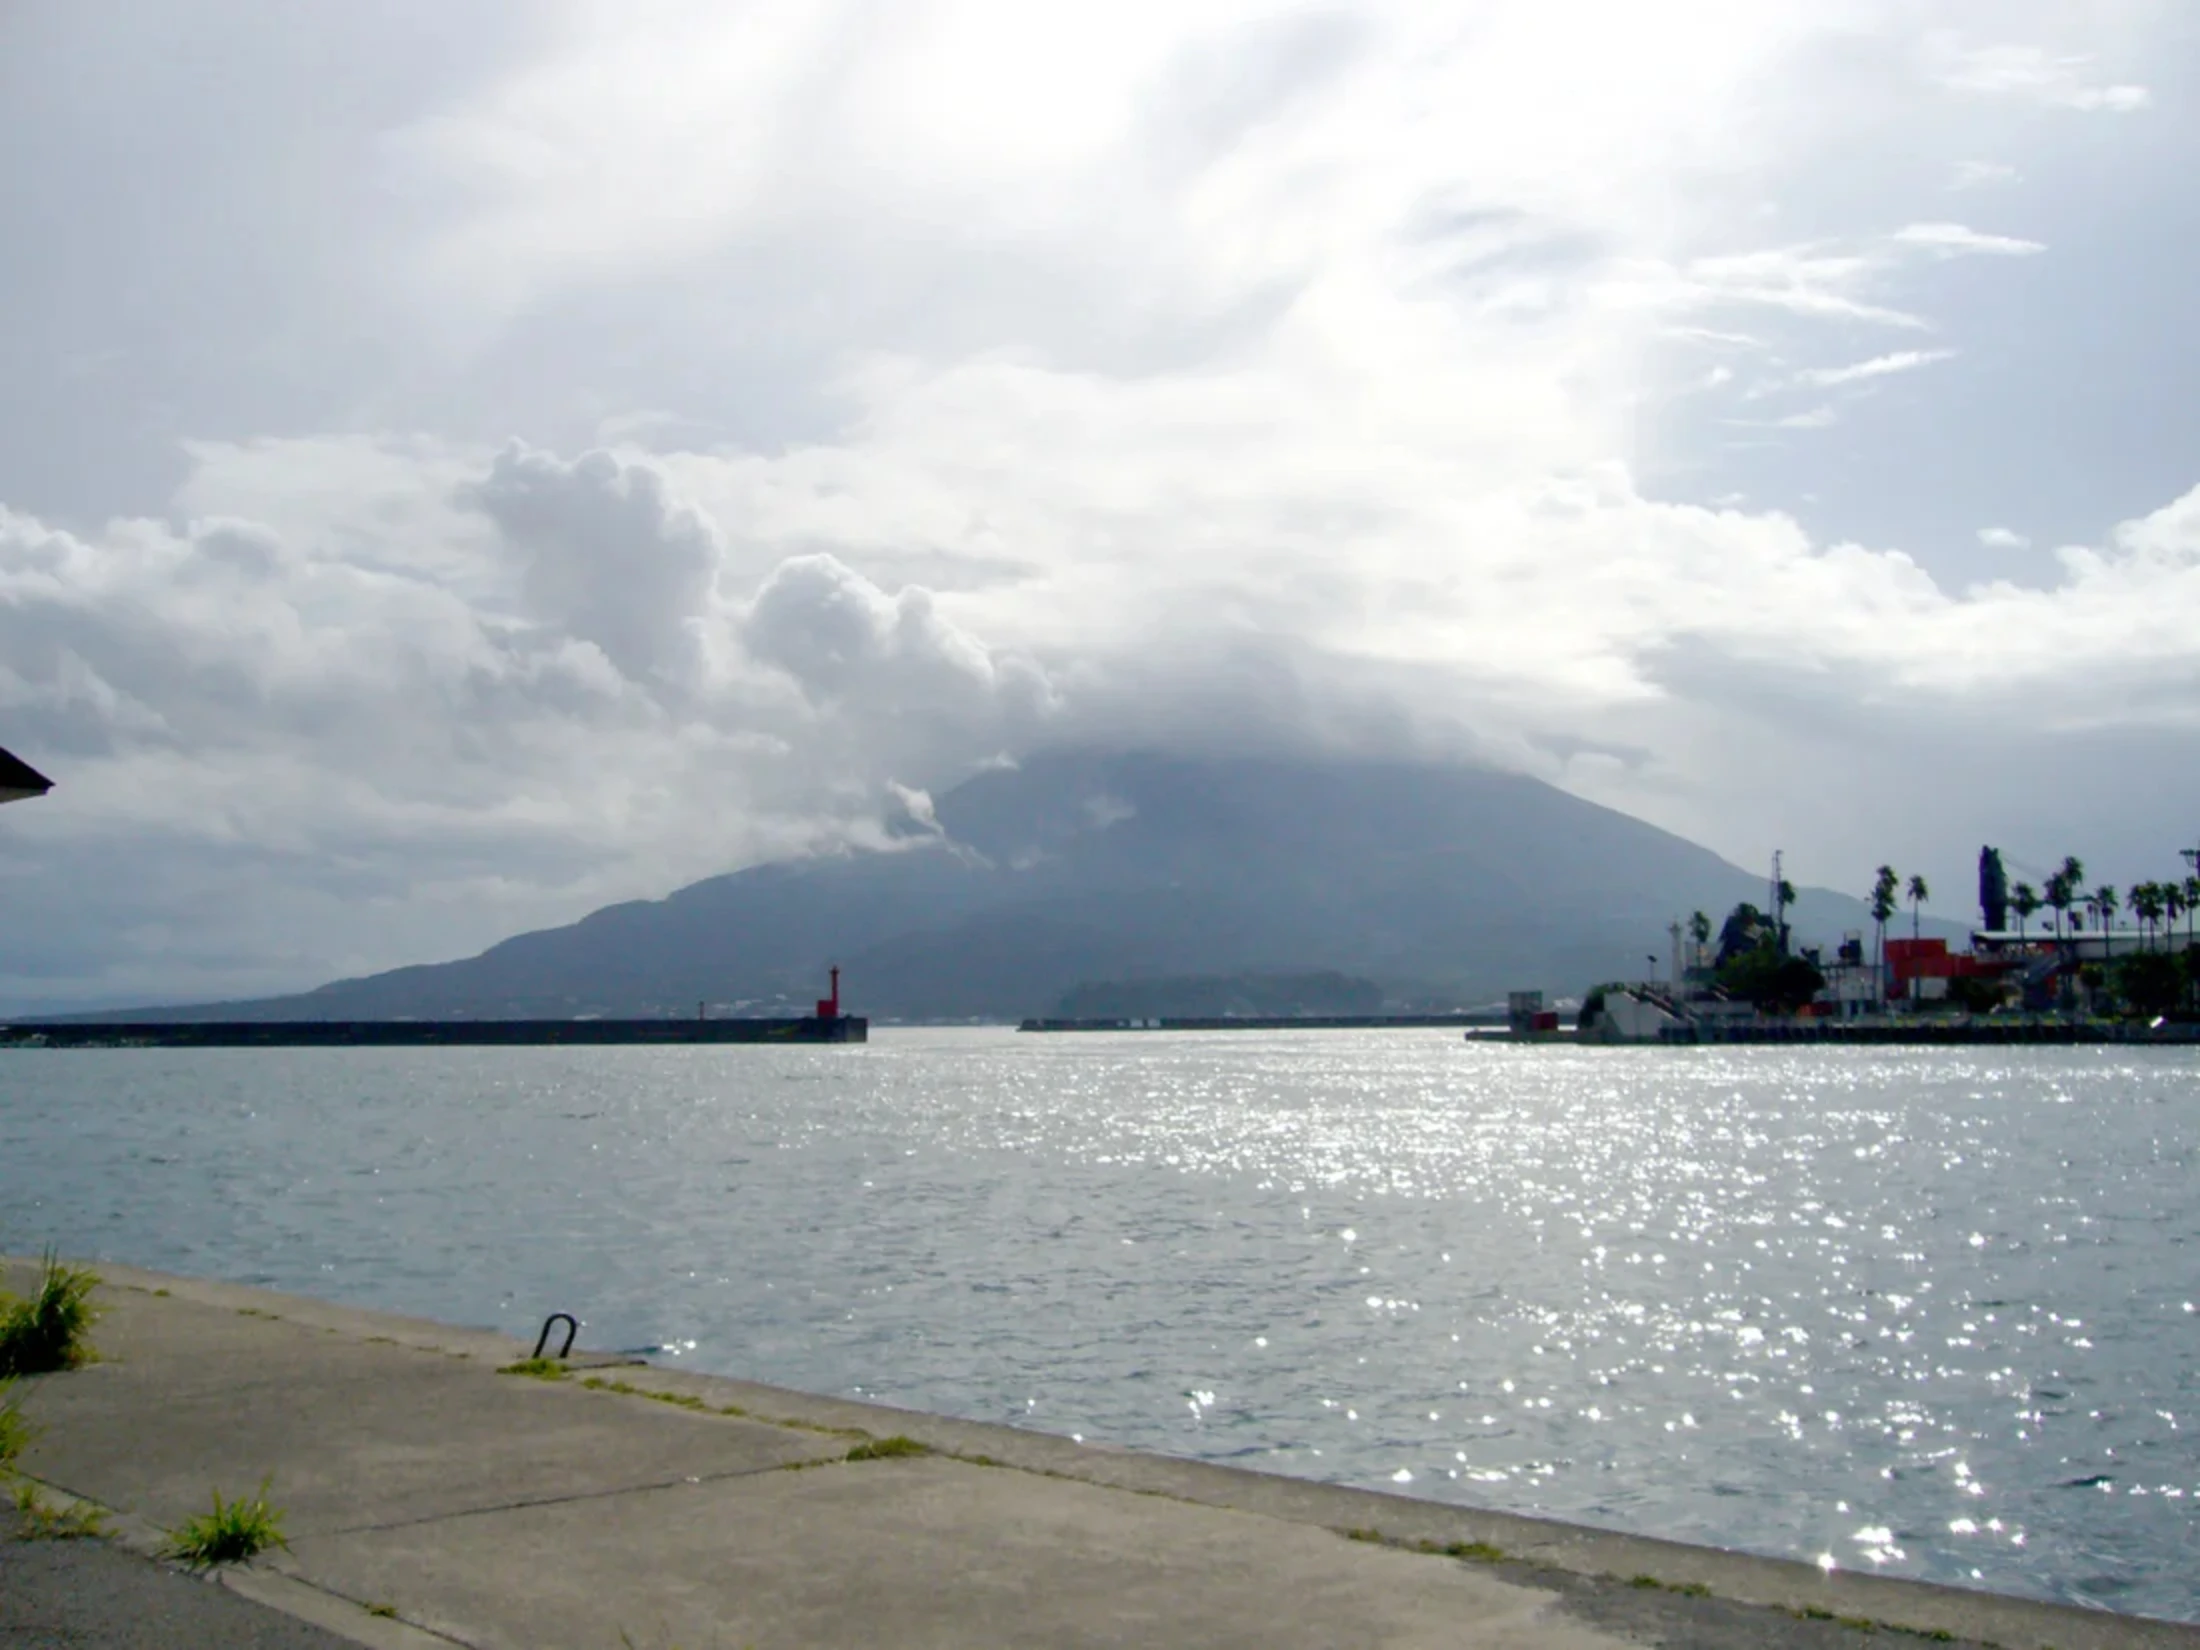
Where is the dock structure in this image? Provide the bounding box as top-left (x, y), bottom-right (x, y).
top-left (6, 1257), bottom-right (2192, 1650)
top-left (0, 1016), bottom-right (867, 1049)
top-left (1019, 1013), bottom-right (1499, 1032)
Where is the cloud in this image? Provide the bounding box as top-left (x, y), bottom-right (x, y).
top-left (743, 551), bottom-right (1055, 726)
top-left (0, 1), bottom-right (2190, 1007)
top-left (12, 416), bottom-right (2200, 1006)
top-left (1948, 160), bottom-right (2021, 191)
top-left (1934, 42), bottom-right (2151, 112)
top-left (1796, 349), bottom-right (1956, 389)
top-left (466, 443), bottom-right (721, 682)
top-left (1977, 526), bottom-right (2031, 550)
top-left (1893, 222), bottom-right (2046, 258)
top-left (0, 441), bottom-right (1058, 1004)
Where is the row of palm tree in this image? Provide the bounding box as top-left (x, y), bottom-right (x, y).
top-left (2002, 854), bottom-right (2200, 954)
top-left (1677, 847), bottom-right (2200, 1013)
top-left (1865, 865), bottom-right (1931, 1005)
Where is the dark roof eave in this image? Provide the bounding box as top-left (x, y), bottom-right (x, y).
top-left (0, 744), bottom-right (54, 803)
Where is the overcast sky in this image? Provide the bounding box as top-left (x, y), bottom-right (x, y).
top-left (3, 0), bottom-right (2198, 1010)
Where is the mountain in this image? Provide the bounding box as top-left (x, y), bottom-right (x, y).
top-left (75, 750), bottom-right (1943, 1021)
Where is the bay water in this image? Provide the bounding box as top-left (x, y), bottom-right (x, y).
top-left (1, 1029), bottom-right (2194, 1620)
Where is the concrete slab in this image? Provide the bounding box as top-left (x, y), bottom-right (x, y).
top-left (8, 1260), bottom-right (2194, 1650)
top-left (0, 1513), bottom-right (362, 1650)
top-left (294, 1454), bottom-right (1634, 1650)
top-left (11, 1278), bottom-right (842, 1538)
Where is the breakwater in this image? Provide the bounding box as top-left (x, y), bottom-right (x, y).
top-left (1020, 1013), bottom-right (1500, 1032)
top-left (0, 1015), bottom-right (867, 1048)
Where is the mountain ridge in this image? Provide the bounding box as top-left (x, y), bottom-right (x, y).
top-left (48, 750), bottom-right (1954, 1022)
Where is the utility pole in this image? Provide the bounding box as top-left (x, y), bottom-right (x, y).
top-left (1667, 919), bottom-right (1683, 990)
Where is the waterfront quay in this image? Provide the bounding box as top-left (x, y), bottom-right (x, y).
top-left (1652, 1018), bottom-right (2200, 1045)
top-left (5, 1259), bottom-right (2193, 1649)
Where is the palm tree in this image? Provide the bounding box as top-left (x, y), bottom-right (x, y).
top-left (1869, 865), bottom-right (1900, 1010)
top-left (2045, 859), bottom-right (2083, 947)
top-left (2186, 874), bottom-right (2200, 1012)
top-left (2134, 882), bottom-right (2166, 952)
top-left (2092, 884), bottom-right (2118, 959)
top-left (1905, 874), bottom-right (1929, 1004)
top-left (1688, 910), bottom-right (1711, 971)
top-left (2011, 881), bottom-right (2040, 944)
top-left (2166, 881), bottom-right (2187, 951)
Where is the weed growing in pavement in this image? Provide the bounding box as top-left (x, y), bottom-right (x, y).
top-left (163, 1478), bottom-right (289, 1567)
top-left (0, 1378), bottom-right (35, 1468)
top-left (496, 1358), bottom-right (568, 1379)
top-left (0, 1251), bottom-right (101, 1376)
top-left (844, 1436), bottom-right (928, 1461)
top-left (11, 1479), bottom-right (109, 1540)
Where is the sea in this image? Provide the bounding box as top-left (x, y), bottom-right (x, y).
top-left (1, 1029), bottom-right (2194, 1621)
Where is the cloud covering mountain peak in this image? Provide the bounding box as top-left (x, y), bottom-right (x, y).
top-left (2, 0), bottom-right (2196, 1010)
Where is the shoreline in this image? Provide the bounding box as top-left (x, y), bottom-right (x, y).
top-left (7, 1257), bottom-right (2193, 1649)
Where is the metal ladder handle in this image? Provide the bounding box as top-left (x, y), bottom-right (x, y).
top-left (532, 1312), bottom-right (580, 1361)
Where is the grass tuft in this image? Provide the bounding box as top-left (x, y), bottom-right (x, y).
top-left (0, 1378), bottom-right (36, 1468)
top-left (12, 1478), bottom-right (110, 1540)
top-left (0, 1252), bottom-right (102, 1377)
top-left (844, 1435), bottom-right (927, 1461)
top-left (496, 1357), bottom-right (567, 1380)
top-left (1628, 1573), bottom-right (1712, 1597)
top-left (1428, 1539), bottom-right (1506, 1563)
top-left (163, 1478), bottom-right (289, 1567)
top-left (1344, 1527), bottom-right (1505, 1564)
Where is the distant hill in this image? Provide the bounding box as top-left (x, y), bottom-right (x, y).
top-left (1054, 970), bottom-right (1388, 1020)
top-left (60, 750), bottom-right (1950, 1022)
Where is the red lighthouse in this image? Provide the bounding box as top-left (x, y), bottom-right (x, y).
top-left (814, 966), bottom-right (841, 1022)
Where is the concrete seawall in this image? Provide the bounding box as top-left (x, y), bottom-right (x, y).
top-left (5, 1258), bottom-right (2193, 1650)
top-left (0, 1016), bottom-right (867, 1048)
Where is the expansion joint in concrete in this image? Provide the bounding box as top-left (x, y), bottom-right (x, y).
top-left (319, 1455), bottom-right (836, 1539)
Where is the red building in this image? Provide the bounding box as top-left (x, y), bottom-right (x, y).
top-left (1884, 937), bottom-right (2008, 1000)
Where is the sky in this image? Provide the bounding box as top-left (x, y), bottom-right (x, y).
top-left (3, 0), bottom-right (2198, 1010)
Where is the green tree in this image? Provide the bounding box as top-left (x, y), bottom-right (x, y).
top-left (1869, 866), bottom-right (1900, 1009)
top-left (1716, 902), bottom-right (1772, 966)
top-left (1717, 945), bottom-right (1826, 1014)
top-left (2116, 951), bottom-right (2182, 1018)
top-left (1688, 910), bottom-right (1712, 971)
top-left (2047, 856), bottom-right (2085, 945)
top-left (1947, 975), bottom-right (2007, 1015)
top-left (2044, 871), bottom-right (2071, 946)
top-left (2133, 882), bottom-right (2166, 952)
top-left (2184, 876), bottom-right (2200, 1003)
top-left (1904, 874), bottom-right (1930, 1004)
top-left (2010, 881), bottom-right (2041, 942)
top-left (2091, 884), bottom-right (2118, 955)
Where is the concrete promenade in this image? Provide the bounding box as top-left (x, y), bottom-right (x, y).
top-left (5, 1259), bottom-right (2195, 1650)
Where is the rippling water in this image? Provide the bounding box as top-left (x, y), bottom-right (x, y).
top-left (2, 1031), bottom-right (2194, 1619)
